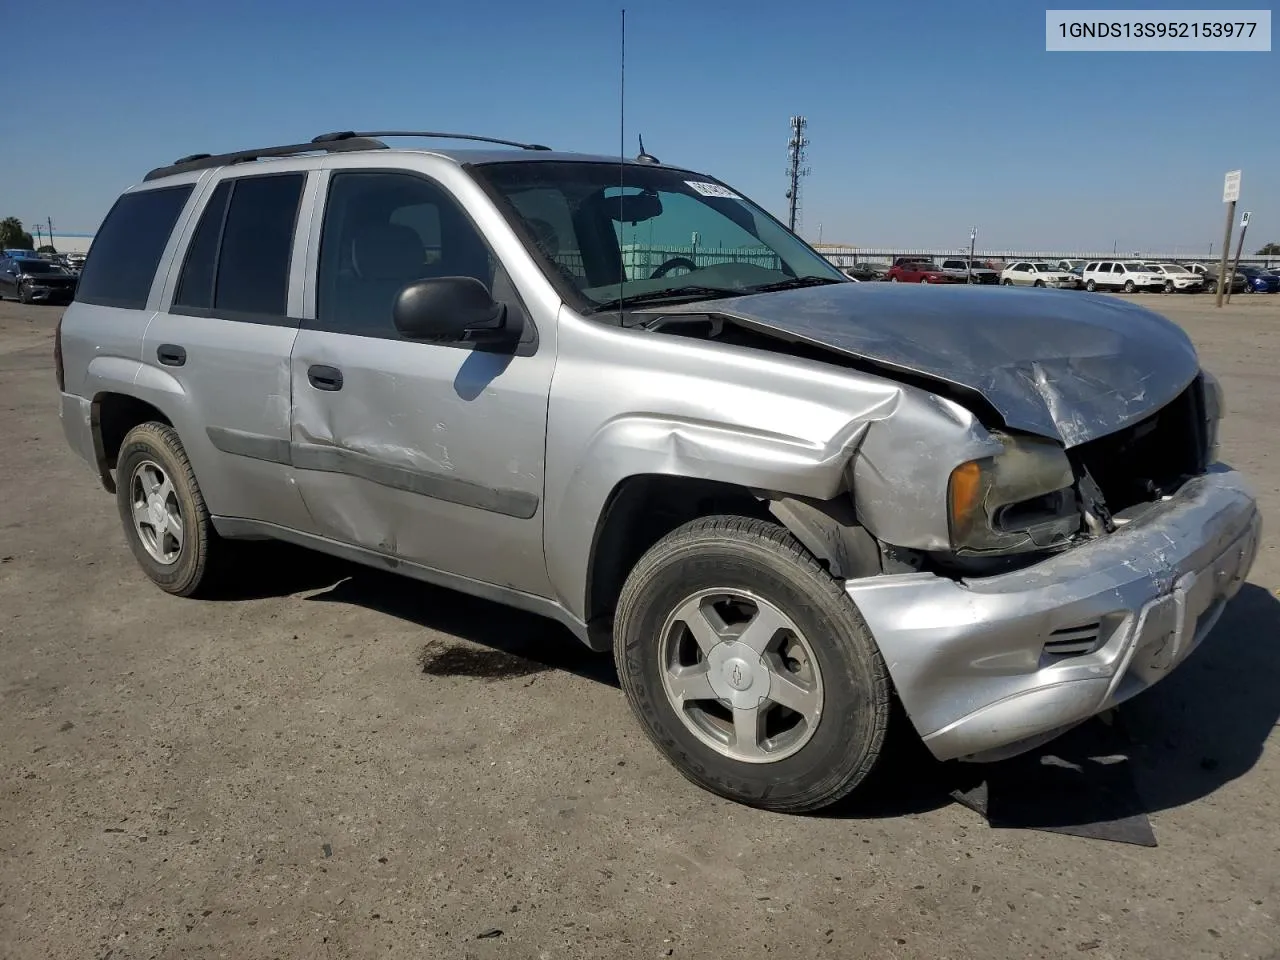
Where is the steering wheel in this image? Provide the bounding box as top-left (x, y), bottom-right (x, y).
top-left (650, 257), bottom-right (698, 280)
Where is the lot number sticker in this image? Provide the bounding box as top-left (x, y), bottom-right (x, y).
top-left (686, 181), bottom-right (739, 199)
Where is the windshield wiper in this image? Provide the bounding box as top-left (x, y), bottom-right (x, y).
top-left (590, 285), bottom-right (740, 312)
top-left (748, 275), bottom-right (846, 293)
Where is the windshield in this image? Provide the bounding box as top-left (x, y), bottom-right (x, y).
top-left (15, 260), bottom-right (61, 274)
top-left (471, 160), bottom-right (845, 311)
top-left (1032, 263), bottom-right (1053, 271)
top-left (1159, 264), bottom-right (1187, 274)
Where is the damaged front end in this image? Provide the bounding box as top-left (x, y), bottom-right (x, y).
top-left (639, 286), bottom-right (1254, 764)
top-left (939, 371), bottom-right (1223, 570)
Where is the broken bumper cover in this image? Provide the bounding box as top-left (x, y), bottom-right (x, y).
top-left (845, 468), bottom-right (1261, 762)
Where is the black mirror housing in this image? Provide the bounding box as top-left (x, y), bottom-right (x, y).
top-left (392, 277), bottom-right (511, 344)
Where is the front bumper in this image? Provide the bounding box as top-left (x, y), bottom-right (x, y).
top-left (846, 468), bottom-right (1260, 761)
top-left (24, 285), bottom-right (75, 303)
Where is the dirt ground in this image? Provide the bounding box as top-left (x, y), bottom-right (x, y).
top-left (2, 293), bottom-right (1278, 960)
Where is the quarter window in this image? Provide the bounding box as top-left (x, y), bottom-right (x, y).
top-left (75, 184), bottom-right (194, 309)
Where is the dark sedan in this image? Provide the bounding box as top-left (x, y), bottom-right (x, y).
top-left (0, 256), bottom-right (78, 304)
top-left (1237, 265), bottom-right (1280, 294)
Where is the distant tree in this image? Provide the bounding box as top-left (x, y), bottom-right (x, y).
top-left (36, 244), bottom-right (57, 254)
top-left (1256, 242), bottom-right (1280, 256)
top-left (0, 216), bottom-right (35, 250)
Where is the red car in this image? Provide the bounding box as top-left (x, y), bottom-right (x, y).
top-left (886, 257), bottom-right (965, 284)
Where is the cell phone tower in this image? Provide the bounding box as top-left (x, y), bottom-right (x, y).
top-left (785, 116), bottom-right (810, 233)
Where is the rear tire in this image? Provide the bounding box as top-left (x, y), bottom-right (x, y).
top-left (613, 515), bottom-right (891, 813)
top-left (115, 422), bottom-right (224, 597)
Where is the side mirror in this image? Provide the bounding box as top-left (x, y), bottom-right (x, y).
top-left (392, 277), bottom-right (512, 344)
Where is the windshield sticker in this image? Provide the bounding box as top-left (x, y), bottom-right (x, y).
top-left (685, 181), bottom-right (739, 199)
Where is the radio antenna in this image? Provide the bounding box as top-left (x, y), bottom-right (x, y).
top-left (618, 7), bottom-right (626, 316)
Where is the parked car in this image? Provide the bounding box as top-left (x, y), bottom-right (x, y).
top-left (842, 262), bottom-right (888, 282)
top-left (1081, 261), bottom-right (1165, 293)
top-left (0, 255), bottom-right (78, 304)
top-left (887, 258), bottom-right (964, 284)
top-left (1056, 259), bottom-right (1083, 273)
top-left (56, 129), bottom-right (1259, 812)
top-left (1145, 263), bottom-right (1205, 294)
top-left (1236, 264), bottom-right (1280, 293)
top-left (1184, 262), bottom-right (1246, 295)
top-left (939, 258), bottom-right (1000, 284)
top-left (1000, 261), bottom-right (1078, 288)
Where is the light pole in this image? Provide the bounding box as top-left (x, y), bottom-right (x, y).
top-left (967, 227), bottom-right (976, 284)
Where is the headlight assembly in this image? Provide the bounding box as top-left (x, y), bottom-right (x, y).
top-left (948, 434), bottom-right (1080, 555)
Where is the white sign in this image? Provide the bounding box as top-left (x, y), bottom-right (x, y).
top-left (686, 180), bottom-right (739, 199)
top-left (1224, 169), bottom-right (1241, 203)
top-left (1241, 211), bottom-right (1251, 227)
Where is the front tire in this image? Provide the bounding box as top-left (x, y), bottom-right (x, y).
top-left (1086, 279), bottom-right (1096, 291)
top-left (613, 516), bottom-right (891, 813)
top-left (115, 422), bottom-right (223, 597)
top-left (18, 281), bottom-right (32, 305)
top-left (1164, 280), bottom-right (1174, 293)
top-left (1123, 280), bottom-right (1135, 293)
top-left (1033, 279), bottom-right (1045, 288)
top-left (1002, 278), bottom-right (1013, 286)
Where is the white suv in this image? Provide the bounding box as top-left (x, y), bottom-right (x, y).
top-left (1145, 263), bottom-right (1205, 294)
top-left (999, 261), bottom-right (1078, 289)
top-left (1081, 261), bottom-right (1165, 293)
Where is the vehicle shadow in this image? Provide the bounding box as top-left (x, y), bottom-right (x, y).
top-left (248, 544), bottom-right (623, 689)
top-left (832, 582), bottom-right (1280, 823)
top-left (219, 543), bottom-right (1280, 822)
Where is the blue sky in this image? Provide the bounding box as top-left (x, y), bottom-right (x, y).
top-left (5, 0), bottom-right (1275, 252)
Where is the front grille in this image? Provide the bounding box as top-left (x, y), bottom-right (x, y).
top-left (1044, 621), bottom-right (1103, 657)
top-left (1069, 377), bottom-right (1209, 515)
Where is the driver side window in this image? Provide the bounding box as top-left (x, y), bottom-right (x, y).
top-left (313, 171), bottom-right (500, 340)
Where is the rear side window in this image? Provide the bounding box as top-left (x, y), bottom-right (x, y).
top-left (75, 184), bottom-right (194, 309)
top-left (172, 173), bottom-right (304, 321)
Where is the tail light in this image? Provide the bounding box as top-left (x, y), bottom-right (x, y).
top-left (54, 314), bottom-right (65, 392)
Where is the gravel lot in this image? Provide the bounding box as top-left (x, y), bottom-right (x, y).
top-left (2, 293), bottom-right (1278, 959)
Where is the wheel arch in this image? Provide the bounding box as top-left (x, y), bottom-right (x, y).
top-left (91, 392), bottom-right (176, 494)
top-left (581, 475), bottom-right (882, 651)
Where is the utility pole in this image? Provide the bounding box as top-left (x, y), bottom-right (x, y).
top-left (47, 217), bottom-right (54, 252)
top-left (1217, 170), bottom-right (1240, 307)
top-left (1224, 210), bottom-right (1251, 305)
top-left (967, 227), bottom-right (977, 284)
top-left (34, 224), bottom-right (43, 249)
top-left (785, 116), bottom-right (810, 233)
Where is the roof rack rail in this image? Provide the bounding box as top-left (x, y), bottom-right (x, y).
top-left (312, 130), bottom-right (553, 151)
top-left (143, 136), bottom-right (388, 182)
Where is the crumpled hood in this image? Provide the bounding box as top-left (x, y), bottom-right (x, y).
top-left (683, 283), bottom-right (1201, 447)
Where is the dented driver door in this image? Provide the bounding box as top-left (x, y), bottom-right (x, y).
top-left (287, 167), bottom-right (555, 598)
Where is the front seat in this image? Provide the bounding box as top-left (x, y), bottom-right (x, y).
top-left (334, 223), bottom-right (428, 334)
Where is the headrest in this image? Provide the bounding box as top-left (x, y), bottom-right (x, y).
top-left (350, 224), bottom-right (426, 281)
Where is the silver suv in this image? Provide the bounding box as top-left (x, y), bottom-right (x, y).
top-left (57, 131), bottom-right (1261, 812)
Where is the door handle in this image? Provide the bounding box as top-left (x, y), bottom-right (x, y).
top-left (307, 364), bottom-right (344, 391)
top-left (157, 344), bottom-right (186, 367)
